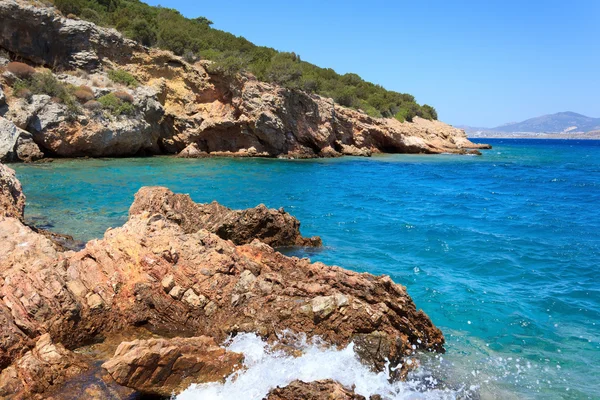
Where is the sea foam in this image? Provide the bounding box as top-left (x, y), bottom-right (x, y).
top-left (176, 333), bottom-right (459, 400)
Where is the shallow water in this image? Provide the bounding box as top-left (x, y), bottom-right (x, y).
top-left (12, 139), bottom-right (600, 399)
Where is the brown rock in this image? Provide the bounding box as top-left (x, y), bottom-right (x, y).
top-left (0, 185), bottom-right (443, 398)
top-left (102, 336), bottom-right (243, 396)
top-left (266, 380), bottom-right (366, 400)
top-left (0, 334), bottom-right (88, 397)
top-left (129, 186), bottom-right (322, 247)
top-left (0, 162), bottom-right (25, 220)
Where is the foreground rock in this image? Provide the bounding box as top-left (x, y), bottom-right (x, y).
top-left (0, 0), bottom-right (489, 161)
top-left (0, 184), bottom-right (443, 397)
top-left (102, 336), bottom-right (243, 396)
top-left (0, 334), bottom-right (88, 398)
top-left (266, 380), bottom-right (367, 400)
top-left (129, 186), bottom-right (322, 247)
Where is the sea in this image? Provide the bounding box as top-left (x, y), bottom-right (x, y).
top-left (11, 139), bottom-right (600, 399)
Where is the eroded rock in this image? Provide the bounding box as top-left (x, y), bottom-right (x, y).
top-left (129, 186), bottom-right (322, 247)
top-left (102, 336), bottom-right (243, 396)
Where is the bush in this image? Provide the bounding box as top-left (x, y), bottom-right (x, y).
top-left (51, 0), bottom-right (439, 120)
top-left (6, 62), bottom-right (36, 79)
top-left (73, 88), bottom-right (94, 103)
top-left (107, 69), bottom-right (138, 87)
top-left (14, 88), bottom-right (32, 100)
top-left (113, 90), bottom-right (134, 103)
top-left (83, 100), bottom-right (102, 110)
top-left (98, 93), bottom-right (136, 116)
top-left (12, 71), bottom-right (80, 115)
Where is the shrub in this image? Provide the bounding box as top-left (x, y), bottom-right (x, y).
top-left (113, 90), bottom-right (134, 103)
top-left (6, 62), bottom-right (36, 79)
top-left (83, 100), bottom-right (102, 111)
top-left (98, 93), bottom-right (136, 116)
top-left (73, 88), bottom-right (94, 103)
top-left (107, 69), bottom-right (138, 87)
top-left (14, 88), bottom-right (32, 100)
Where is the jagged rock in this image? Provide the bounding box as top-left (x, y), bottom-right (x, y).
top-left (266, 380), bottom-right (367, 400)
top-left (0, 162), bottom-right (25, 219)
top-left (0, 334), bottom-right (88, 397)
top-left (0, 183), bottom-right (443, 397)
top-left (102, 336), bottom-right (243, 396)
top-left (0, 84), bottom-right (5, 106)
top-left (129, 186), bottom-right (322, 247)
top-left (0, 0), bottom-right (143, 71)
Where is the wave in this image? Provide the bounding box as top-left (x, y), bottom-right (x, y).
top-left (176, 333), bottom-right (465, 400)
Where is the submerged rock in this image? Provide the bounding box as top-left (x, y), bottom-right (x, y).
top-left (102, 336), bottom-right (243, 396)
top-left (129, 186), bottom-right (322, 247)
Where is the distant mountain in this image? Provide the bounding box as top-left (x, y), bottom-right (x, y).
top-left (491, 112), bottom-right (600, 134)
top-left (459, 112), bottom-right (600, 138)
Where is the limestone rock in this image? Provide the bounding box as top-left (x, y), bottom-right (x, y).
top-left (102, 336), bottom-right (243, 396)
top-left (0, 162), bottom-right (25, 219)
top-left (0, 0), bottom-right (143, 71)
top-left (129, 186), bottom-right (322, 247)
top-left (1, 116), bottom-right (43, 162)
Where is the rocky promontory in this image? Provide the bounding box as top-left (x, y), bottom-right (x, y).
top-left (0, 0), bottom-right (489, 162)
top-left (0, 163), bottom-right (444, 398)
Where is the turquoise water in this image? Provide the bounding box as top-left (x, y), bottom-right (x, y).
top-left (12, 139), bottom-right (600, 399)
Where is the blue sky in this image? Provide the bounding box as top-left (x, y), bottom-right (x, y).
top-left (147, 0), bottom-right (599, 127)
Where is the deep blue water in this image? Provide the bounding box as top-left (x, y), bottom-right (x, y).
top-left (12, 139), bottom-right (600, 399)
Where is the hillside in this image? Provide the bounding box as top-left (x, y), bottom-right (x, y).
top-left (492, 112), bottom-right (600, 134)
top-left (51, 0), bottom-right (436, 122)
top-left (0, 0), bottom-right (489, 163)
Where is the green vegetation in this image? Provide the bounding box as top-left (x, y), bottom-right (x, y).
top-left (51, 0), bottom-right (437, 120)
top-left (12, 71), bottom-right (80, 115)
top-left (107, 69), bottom-right (138, 87)
top-left (98, 92), bottom-right (135, 115)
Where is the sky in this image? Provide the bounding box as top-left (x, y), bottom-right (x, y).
top-left (146, 0), bottom-right (599, 127)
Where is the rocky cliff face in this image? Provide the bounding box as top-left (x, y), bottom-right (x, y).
top-left (0, 165), bottom-right (444, 398)
top-left (0, 0), bottom-right (489, 162)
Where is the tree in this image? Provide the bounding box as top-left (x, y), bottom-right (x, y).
top-left (265, 53), bottom-right (303, 88)
top-left (128, 19), bottom-right (157, 47)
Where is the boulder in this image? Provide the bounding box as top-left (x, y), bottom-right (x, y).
top-left (1, 116), bottom-right (43, 162)
top-left (129, 186), bottom-right (322, 247)
top-left (0, 162), bottom-right (25, 219)
top-left (266, 380), bottom-right (367, 400)
top-left (102, 336), bottom-right (243, 396)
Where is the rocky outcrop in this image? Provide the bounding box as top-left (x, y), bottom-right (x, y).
top-left (266, 380), bottom-right (368, 400)
top-left (102, 336), bottom-right (243, 396)
top-left (0, 0), bottom-right (489, 162)
top-left (0, 117), bottom-right (44, 162)
top-left (0, 0), bottom-right (142, 71)
top-left (129, 186), bottom-right (322, 247)
top-left (0, 162), bottom-right (25, 219)
top-left (0, 183), bottom-right (443, 398)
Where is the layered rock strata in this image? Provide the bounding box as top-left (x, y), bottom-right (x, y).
top-left (0, 165), bottom-right (444, 398)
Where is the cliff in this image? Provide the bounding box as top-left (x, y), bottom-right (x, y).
top-left (0, 0), bottom-right (489, 162)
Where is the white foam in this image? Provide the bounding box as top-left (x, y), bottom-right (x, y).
top-left (176, 333), bottom-right (458, 400)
